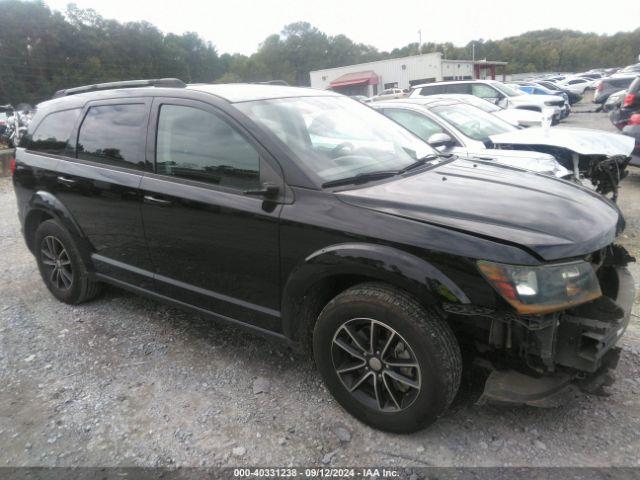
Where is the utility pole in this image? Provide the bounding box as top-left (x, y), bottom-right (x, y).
top-left (418, 29), bottom-right (422, 54)
top-left (472, 42), bottom-right (475, 62)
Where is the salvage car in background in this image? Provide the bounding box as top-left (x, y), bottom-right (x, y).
top-left (374, 98), bottom-right (633, 200)
top-left (371, 88), bottom-right (405, 101)
top-left (419, 93), bottom-right (544, 128)
top-left (610, 77), bottom-right (640, 129)
top-left (533, 80), bottom-right (583, 105)
top-left (13, 80), bottom-right (636, 433)
top-left (509, 83), bottom-right (570, 119)
top-left (559, 76), bottom-right (593, 95)
top-left (410, 80), bottom-right (565, 124)
top-left (593, 75), bottom-right (637, 105)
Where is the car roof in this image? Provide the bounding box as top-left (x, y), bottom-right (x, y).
top-left (373, 98), bottom-right (461, 109)
top-left (186, 83), bottom-right (338, 102)
top-left (411, 79), bottom-right (498, 89)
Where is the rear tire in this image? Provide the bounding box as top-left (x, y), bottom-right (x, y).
top-left (313, 282), bottom-right (461, 433)
top-left (34, 220), bottom-right (101, 304)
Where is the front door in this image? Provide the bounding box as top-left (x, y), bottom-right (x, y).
top-left (140, 98), bottom-right (283, 332)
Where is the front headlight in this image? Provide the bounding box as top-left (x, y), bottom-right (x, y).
top-left (477, 260), bottom-right (601, 314)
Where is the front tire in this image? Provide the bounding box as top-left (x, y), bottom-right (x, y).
top-left (34, 219), bottom-right (101, 304)
top-left (313, 282), bottom-right (462, 433)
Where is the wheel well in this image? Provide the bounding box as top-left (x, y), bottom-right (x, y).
top-left (24, 210), bottom-right (54, 252)
top-left (287, 274), bottom-right (374, 354)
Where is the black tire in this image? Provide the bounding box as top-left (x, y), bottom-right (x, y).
top-left (34, 219), bottom-right (101, 304)
top-left (313, 282), bottom-right (461, 433)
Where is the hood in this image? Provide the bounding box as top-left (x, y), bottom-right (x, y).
top-left (493, 108), bottom-right (543, 127)
top-left (490, 126), bottom-right (635, 156)
top-left (466, 149), bottom-right (569, 178)
top-left (337, 158), bottom-right (621, 261)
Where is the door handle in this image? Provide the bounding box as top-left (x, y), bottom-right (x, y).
top-left (144, 195), bottom-right (172, 206)
top-left (57, 176), bottom-right (76, 186)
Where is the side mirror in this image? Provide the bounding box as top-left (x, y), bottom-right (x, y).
top-left (427, 133), bottom-right (454, 148)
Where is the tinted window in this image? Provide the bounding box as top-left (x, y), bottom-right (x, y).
top-left (77, 104), bottom-right (148, 171)
top-left (28, 109), bottom-right (81, 154)
top-left (156, 104), bottom-right (260, 189)
top-left (419, 85), bottom-right (445, 95)
top-left (384, 109), bottom-right (446, 142)
top-left (445, 83), bottom-right (470, 94)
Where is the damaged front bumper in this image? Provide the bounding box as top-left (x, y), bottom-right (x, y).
top-left (476, 264), bottom-right (635, 407)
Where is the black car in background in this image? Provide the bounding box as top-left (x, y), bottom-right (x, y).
top-left (594, 75), bottom-right (638, 104)
top-left (12, 80), bottom-right (635, 432)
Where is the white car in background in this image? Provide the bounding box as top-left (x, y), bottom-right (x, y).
top-left (371, 88), bottom-right (406, 101)
top-left (559, 77), bottom-right (593, 95)
top-left (422, 93), bottom-right (544, 128)
top-left (372, 97), bottom-right (634, 200)
top-left (410, 80), bottom-right (565, 124)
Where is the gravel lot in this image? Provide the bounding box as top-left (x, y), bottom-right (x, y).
top-left (1, 96), bottom-right (639, 469)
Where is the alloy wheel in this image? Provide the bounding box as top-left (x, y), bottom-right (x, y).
top-left (40, 235), bottom-right (73, 290)
top-left (331, 318), bottom-right (422, 412)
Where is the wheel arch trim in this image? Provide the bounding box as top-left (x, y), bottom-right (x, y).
top-left (281, 242), bottom-right (470, 343)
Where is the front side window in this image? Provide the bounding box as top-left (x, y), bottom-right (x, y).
top-left (432, 103), bottom-right (515, 142)
top-left (471, 84), bottom-right (500, 99)
top-left (236, 96), bottom-right (434, 185)
top-left (156, 104), bottom-right (260, 189)
top-left (77, 104), bottom-right (148, 170)
top-left (384, 109), bottom-right (446, 143)
top-left (27, 109), bottom-right (81, 154)
top-left (492, 83), bottom-right (524, 97)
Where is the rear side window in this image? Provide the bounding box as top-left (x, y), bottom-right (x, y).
top-left (27, 109), bottom-right (81, 155)
top-left (155, 104), bottom-right (260, 189)
top-left (629, 77), bottom-right (640, 93)
top-left (419, 85), bottom-right (444, 95)
top-left (611, 78), bottom-right (633, 88)
top-left (77, 104), bottom-right (148, 171)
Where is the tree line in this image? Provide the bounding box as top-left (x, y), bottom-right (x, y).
top-left (1, 0), bottom-right (639, 105)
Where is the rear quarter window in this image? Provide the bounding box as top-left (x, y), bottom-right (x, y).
top-left (24, 109), bottom-right (81, 155)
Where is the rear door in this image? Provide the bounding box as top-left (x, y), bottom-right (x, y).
top-left (55, 98), bottom-right (154, 287)
top-left (140, 98), bottom-right (283, 331)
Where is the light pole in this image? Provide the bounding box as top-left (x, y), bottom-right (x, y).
top-left (418, 29), bottom-right (422, 54)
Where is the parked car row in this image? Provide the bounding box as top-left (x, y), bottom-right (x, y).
top-left (608, 76), bottom-right (640, 162)
top-left (10, 79), bottom-right (636, 434)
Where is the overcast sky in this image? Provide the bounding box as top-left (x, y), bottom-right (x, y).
top-left (45, 0), bottom-right (640, 56)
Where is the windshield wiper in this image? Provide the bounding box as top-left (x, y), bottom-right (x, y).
top-left (397, 154), bottom-right (439, 175)
top-left (321, 170), bottom-right (398, 188)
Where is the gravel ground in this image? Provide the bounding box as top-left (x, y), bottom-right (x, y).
top-left (1, 97), bottom-right (639, 469)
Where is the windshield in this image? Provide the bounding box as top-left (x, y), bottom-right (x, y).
top-left (493, 83), bottom-right (524, 97)
top-left (431, 103), bottom-right (516, 141)
top-left (236, 96), bottom-right (435, 185)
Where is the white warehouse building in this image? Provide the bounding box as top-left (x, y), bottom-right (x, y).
top-left (309, 52), bottom-right (507, 97)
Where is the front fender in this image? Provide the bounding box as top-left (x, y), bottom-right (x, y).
top-left (281, 242), bottom-right (470, 341)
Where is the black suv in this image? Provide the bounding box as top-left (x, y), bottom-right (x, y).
top-left (12, 79), bottom-right (635, 432)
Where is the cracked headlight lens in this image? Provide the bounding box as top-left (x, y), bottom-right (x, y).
top-left (477, 260), bottom-right (601, 314)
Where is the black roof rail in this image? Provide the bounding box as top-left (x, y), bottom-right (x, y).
top-left (53, 78), bottom-right (186, 98)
